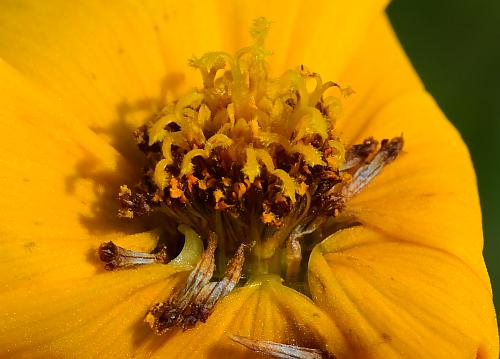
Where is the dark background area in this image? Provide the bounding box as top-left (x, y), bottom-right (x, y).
top-left (387, 0), bottom-right (500, 334)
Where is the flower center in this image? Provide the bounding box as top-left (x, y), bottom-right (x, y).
top-left (98, 18), bottom-right (403, 334)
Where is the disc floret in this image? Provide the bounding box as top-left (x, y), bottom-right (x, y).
top-left (99, 18), bottom-right (403, 336)
top-left (121, 18), bottom-right (362, 273)
top-left (114, 18), bottom-right (402, 284)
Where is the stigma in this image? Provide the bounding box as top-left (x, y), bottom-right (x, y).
top-left (97, 17), bottom-right (403, 335)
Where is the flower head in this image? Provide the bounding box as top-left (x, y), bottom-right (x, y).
top-left (0, 1), bottom-right (497, 358)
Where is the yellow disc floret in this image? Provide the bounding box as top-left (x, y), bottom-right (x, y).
top-left (118, 17), bottom-right (403, 276)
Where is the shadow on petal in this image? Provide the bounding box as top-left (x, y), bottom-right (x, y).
top-left (64, 72), bottom-right (186, 236)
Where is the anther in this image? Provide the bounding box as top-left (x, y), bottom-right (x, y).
top-left (146, 233), bottom-right (248, 334)
top-left (340, 136), bottom-right (404, 201)
top-left (229, 335), bottom-right (336, 359)
top-left (184, 242), bottom-right (248, 327)
top-left (341, 137), bottom-right (378, 170)
top-left (98, 241), bottom-right (168, 271)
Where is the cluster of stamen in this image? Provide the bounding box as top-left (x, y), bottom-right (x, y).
top-left (97, 18), bottom-right (403, 341)
top-left (145, 233), bottom-right (248, 333)
top-left (98, 241), bottom-right (168, 270)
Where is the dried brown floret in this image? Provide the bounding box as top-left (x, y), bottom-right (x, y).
top-left (340, 137), bottom-right (404, 202)
top-left (342, 137), bottom-right (378, 170)
top-left (229, 335), bottom-right (336, 359)
top-left (145, 233), bottom-right (248, 333)
top-left (98, 241), bottom-right (167, 270)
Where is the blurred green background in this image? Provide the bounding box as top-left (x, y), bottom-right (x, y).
top-left (387, 0), bottom-right (499, 332)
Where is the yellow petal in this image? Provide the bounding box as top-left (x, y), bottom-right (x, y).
top-left (149, 275), bottom-right (348, 358)
top-left (308, 226), bottom-right (499, 359)
top-left (0, 0), bottom-right (226, 132)
top-left (0, 59), bottom-right (179, 357)
top-left (216, 0), bottom-right (389, 78)
top-left (0, 59), bottom-right (147, 246)
top-left (329, 14), bottom-right (489, 283)
top-left (0, 60), bottom-right (138, 246)
top-left (335, 15), bottom-right (423, 142)
top-left (344, 92), bottom-right (487, 281)
top-left (0, 0), bottom-right (389, 133)
top-left (0, 264), bottom-right (185, 358)
top-left (0, 1), bottom-right (497, 358)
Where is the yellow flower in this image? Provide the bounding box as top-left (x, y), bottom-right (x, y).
top-left (0, 1), bottom-right (497, 358)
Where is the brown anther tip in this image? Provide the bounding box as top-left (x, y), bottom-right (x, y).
top-left (381, 136), bottom-right (404, 162)
top-left (154, 246), bottom-right (169, 264)
top-left (98, 241), bottom-right (118, 263)
top-left (146, 302), bottom-right (181, 335)
top-left (182, 303), bottom-right (210, 329)
top-left (118, 188), bottom-right (152, 218)
top-left (98, 241), bottom-right (120, 271)
top-left (343, 137), bottom-right (379, 170)
top-left (133, 126), bottom-right (147, 145)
